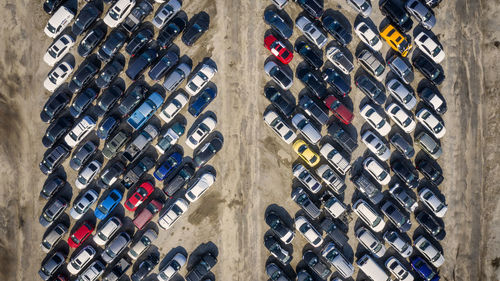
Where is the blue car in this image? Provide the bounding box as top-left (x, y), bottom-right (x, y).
top-left (154, 152), bottom-right (182, 181)
top-left (127, 92), bottom-right (164, 130)
top-left (411, 257), bottom-right (440, 281)
top-left (188, 87), bottom-right (217, 117)
top-left (94, 189), bottom-right (123, 220)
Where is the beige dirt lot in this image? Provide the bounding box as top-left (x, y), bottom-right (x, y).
top-left (0, 0), bottom-right (499, 280)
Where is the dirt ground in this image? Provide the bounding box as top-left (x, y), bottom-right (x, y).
top-left (0, 0), bottom-right (499, 280)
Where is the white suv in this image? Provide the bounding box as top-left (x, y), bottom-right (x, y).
top-left (415, 32), bottom-right (445, 64)
top-left (44, 61), bottom-right (74, 92)
top-left (93, 216), bottom-right (122, 246)
top-left (185, 172), bottom-right (216, 202)
top-left (78, 260), bottom-right (105, 281)
top-left (355, 227), bottom-right (386, 258)
top-left (64, 115), bottom-right (96, 148)
top-left (292, 164), bottom-right (322, 194)
top-left (295, 216), bottom-right (323, 247)
top-left (185, 63), bottom-right (217, 96)
top-left (319, 143), bottom-right (351, 175)
top-left (353, 199), bottom-right (386, 232)
top-left (363, 157), bottom-right (391, 185)
top-left (158, 198), bottom-right (189, 229)
top-left (159, 91), bottom-right (189, 123)
top-left (67, 245), bottom-right (96, 275)
top-left (361, 130), bottom-right (391, 161)
top-left (385, 103), bottom-right (416, 133)
top-left (263, 110), bottom-right (297, 144)
top-left (104, 0), bottom-right (136, 28)
top-left (360, 104), bottom-right (391, 136)
top-left (419, 188), bottom-right (448, 217)
top-left (44, 6), bottom-right (75, 38)
top-left (185, 116), bottom-right (217, 149)
top-left (413, 236), bottom-right (445, 267)
top-left (354, 22), bottom-right (382, 51)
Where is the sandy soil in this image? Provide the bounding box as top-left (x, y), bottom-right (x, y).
top-left (0, 0), bottom-right (498, 280)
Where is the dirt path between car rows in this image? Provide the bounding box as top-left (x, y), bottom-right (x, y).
top-left (0, 0), bottom-right (498, 280)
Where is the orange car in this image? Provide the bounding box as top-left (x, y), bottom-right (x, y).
top-left (380, 24), bottom-right (412, 57)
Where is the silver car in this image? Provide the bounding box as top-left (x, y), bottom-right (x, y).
top-left (405, 0), bottom-right (436, 29)
top-left (101, 232), bottom-right (131, 264)
top-left (384, 230), bottom-right (413, 258)
top-left (291, 113), bottom-right (321, 144)
top-left (67, 245), bottom-right (97, 275)
top-left (70, 189), bottom-right (99, 220)
top-left (295, 16), bottom-right (328, 48)
top-left (346, 0), bottom-right (372, 17)
top-left (386, 79), bottom-right (417, 110)
top-left (163, 63), bottom-right (191, 92)
top-left (41, 223), bottom-right (67, 253)
top-left (387, 55), bottom-right (414, 84)
top-left (357, 49), bottom-right (385, 79)
top-left (152, 0), bottom-right (182, 29)
top-left (264, 61), bottom-right (293, 90)
top-left (128, 229), bottom-right (158, 260)
top-left (76, 260), bottom-right (105, 281)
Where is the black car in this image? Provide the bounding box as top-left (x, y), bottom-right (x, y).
top-left (40, 90), bottom-right (71, 123)
top-left (157, 17), bottom-right (186, 49)
top-left (68, 59), bottom-right (101, 93)
top-left (97, 115), bottom-right (120, 140)
top-left (182, 11), bottom-right (210, 46)
top-left (297, 68), bottom-right (327, 99)
top-left (264, 9), bottom-right (293, 39)
top-left (418, 87), bottom-right (447, 115)
top-left (148, 51), bottom-right (179, 81)
top-left (131, 254), bottom-right (159, 281)
top-left (69, 87), bottom-right (98, 118)
top-left (96, 85), bottom-right (124, 117)
top-left (122, 0), bottom-right (154, 33)
top-left (298, 94), bottom-right (329, 125)
top-left (412, 55), bottom-right (445, 85)
top-left (416, 159), bottom-right (444, 186)
top-left (185, 253), bottom-right (217, 281)
top-left (97, 161), bottom-right (126, 189)
top-left (264, 86), bottom-right (295, 117)
top-left (297, 0), bottom-right (323, 19)
top-left (380, 0), bottom-right (413, 32)
top-left (97, 28), bottom-right (129, 62)
top-left (265, 211), bottom-right (295, 244)
top-left (43, 0), bottom-right (64, 14)
top-left (355, 75), bottom-right (386, 105)
top-left (416, 211), bottom-right (443, 239)
top-left (77, 24), bottom-right (107, 57)
top-left (303, 250), bottom-right (332, 280)
top-left (264, 235), bottom-right (292, 265)
top-left (125, 28), bottom-right (154, 57)
top-left (40, 145), bottom-right (70, 175)
top-left (126, 48), bottom-right (158, 80)
top-left (391, 160), bottom-right (420, 188)
top-left (42, 116), bottom-right (72, 148)
top-left (117, 83), bottom-right (147, 116)
top-left (322, 68), bottom-right (351, 97)
top-left (122, 156), bottom-right (155, 188)
top-left (390, 133), bottom-right (415, 159)
top-left (72, 2), bottom-right (101, 36)
top-left (193, 137), bottom-right (223, 168)
top-left (96, 58), bottom-right (124, 89)
top-left (294, 40), bottom-right (323, 70)
top-left (69, 140), bottom-right (97, 171)
top-left (163, 163), bottom-right (195, 196)
top-left (321, 14), bottom-right (352, 46)
top-left (103, 257), bottom-right (131, 281)
top-left (40, 176), bottom-right (66, 200)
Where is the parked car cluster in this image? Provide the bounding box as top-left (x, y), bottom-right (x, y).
top-left (263, 0), bottom-right (446, 280)
top-left (38, 1), bottom-right (221, 280)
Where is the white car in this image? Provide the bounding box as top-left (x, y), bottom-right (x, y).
top-left (360, 104), bottom-right (391, 136)
top-left (385, 256), bottom-right (414, 281)
top-left (291, 113), bottom-right (321, 144)
top-left (385, 103), bottom-right (416, 133)
top-left (157, 252), bottom-right (187, 281)
top-left (163, 63), bottom-right (192, 92)
top-left (185, 172), bottom-right (216, 202)
top-left (355, 227), bottom-right (386, 258)
top-left (44, 6), bottom-right (75, 38)
top-left (185, 117), bottom-right (217, 149)
top-left (70, 189), bottom-right (99, 220)
top-left (321, 242), bottom-right (354, 278)
top-left (159, 92), bottom-right (189, 123)
top-left (416, 108), bottom-right (446, 139)
top-left (64, 115), bottom-right (96, 148)
top-left (295, 216), bottom-right (323, 247)
top-left (263, 110), bottom-right (297, 144)
top-left (158, 198), bottom-right (189, 229)
top-left (419, 188), bottom-right (448, 217)
top-left (127, 229), bottom-right (158, 260)
top-left (78, 260), bottom-right (105, 281)
top-left (292, 164), bottom-right (322, 193)
top-left (346, 0), bottom-right (372, 18)
top-left (326, 46), bottom-right (354, 74)
top-left (264, 61), bottom-right (293, 90)
top-left (104, 0), bottom-right (136, 28)
top-left (44, 61), bottom-right (74, 92)
top-left (386, 79), bottom-right (417, 110)
top-left (383, 231), bottom-right (413, 258)
top-left (185, 63), bottom-right (217, 96)
top-left (295, 16), bottom-right (328, 48)
top-left (152, 0), bottom-right (182, 29)
top-left (361, 130), bottom-right (391, 161)
top-left (413, 235), bottom-right (445, 267)
top-left (353, 199), bottom-right (386, 232)
top-left (414, 32), bottom-right (445, 64)
top-left (44, 34), bottom-right (75, 66)
top-left (363, 157), bottom-right (391, 185)
top-left (75, 160), bottom-right (102, 189)
top-left (319, 143), bottom-right (351, 175)
top-left (354, 22), bottom-right (382, 51)
top-left (93, 216), bottom-right (122, 246)
top-left (67, 245), bottom-right (96, 275)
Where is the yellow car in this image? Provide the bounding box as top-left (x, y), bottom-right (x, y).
top-left (293, 140), bottom-right (320, 167)
top-left (380, 24), bottom-right (412, 57)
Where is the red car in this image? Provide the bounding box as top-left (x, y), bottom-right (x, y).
top-left (124, 182), bottom-right (155, 211)
top-left (324, 95), bottom-right (354, 125)
top-left (133, 199), bottom-right (163, 230)
top-left (264, 35), bottom-right (293, 64)
top-left (68, 221), bottom-right (94, 248)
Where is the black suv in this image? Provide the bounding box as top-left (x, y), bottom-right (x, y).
top-left (390, 133), bottom-right (415, 159)
top-left (158, 17), bottom-right (186, 49)
top-left (72, 2), bottom-right (101, 36)
top-left (303, 250), bottom-right (332, 280)
top-left (416, 211), bottom-right (443, 240)
top-left (95, 58), bottom-right (124, 89)
top-left (163, 164), bottom-right (195, 196)
top-left (380, 0), bottom-right (413, 32)
top-left (355, 75), bottom-right (386, 105)
top-left (96, 85), bottom-right (124, 117)
top-left (297, 0), bottom-right (323, 19)
top-left (69, 87), bottom-right (98, 118)
top-left (294, 40), bottom-right (323, 70)
top-left (131, 254), bottom-right (159, 281)
top-left (264, 86), bottom-right (295, 117)
top-left (40, 176), bottom-right (65, 200)
top-left (43, 0), bottom-right (64, 14)
top-left (297, 68), bottom-right (327, 99)
top-left (77, 24), bottom-right (107, 57)
top-left (122, 0), bottom-right (154, 33)
top-left (264, 235), bottom-right (292, 265)
top-left (182, 12), bottom-right (210, 46)
top-left (413, 55), bottom-right (445, 85)
top-left (68, 59), bottom-right (101, 93)
top-left (322, 68), bottom-right (351, 97)
top-left (125, 28), bottom-right (154, 57)
top-left (185, 253), bottom-right (217, 281)
top-left (391, 160), bottom-right (420, 188)
top-left (40, 145), bottom-right (70, 175)
top-left (40, 90), bottom-right (71, 123)
top-left (98, 28), bottom-right (129, 62)
top-left (193, 137), bottom-right (223, 168)
top-left (117, 83), bottom-right (147, 116)
top-left (416, 159), bottom-right (444, 186)
top-left (126, 48), bottom-right (158, 80)
top-left (42, 116), bottom-right (72, 148)
top-left (97, 161), bottom-right (126, 189)
top-left (298, 94), bottom-right (329, 125)
top-left (321, 14), bottom-right (352, 46)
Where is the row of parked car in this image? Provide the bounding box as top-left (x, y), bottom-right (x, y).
top-left (262, 0), bottom-right (447, 280)
top-left (39, 1), bottom-right (220, 281)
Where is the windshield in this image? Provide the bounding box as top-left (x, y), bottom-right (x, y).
top-left (47, 23), bottom-right (56, 33)
top-left (369, 36), bottom-right (379, 46)
top-left (97, 205), bottom-right (109, 215)
top-left (398, 40), bottom-right (409, 52)
top-left (109, 10), bottom-right (120, 20)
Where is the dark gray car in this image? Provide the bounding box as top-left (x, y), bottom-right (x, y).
top-left (182, 12), bottom-right (210, 46)
top-left (390, 133), bottom-right (415, 159)
top-left (97, 161), bottom-right (126, 189)
top-left (355, 75), bottom-right (386, 105)
top-left (96, 85), bottom-right (124, 116)
top-left (39, 144), bottom-right (70, 175)
top-left (117, 83), bottom-right (148, 117)
top-left (291, 187), bottom-right (321, 219)
top-left (72, 2), bottom-right (101, 36)
top-left (163, 163), bottom-right (195, 196)
top-left (185, 253), bottom-right (217, 281)
top-left (303, 250), bottom-right (332, 280)
top-left (264, 235), bottom-right (292, 265)
top-left (96, 57), bottom-right (124, 89)
top-left (131, 254), bottom-right (160, 281)
top-left (351, 173), bottom-right (384, 204)
top-left (298, 94), bottom-right (329, 125)
top-left (264, 9), bottom-right (293, 39)
top-left (381, 201), bottom-right (412, 232)
top-left (40, 176), bottom-right (65, 200)
top-left (103, 257), bottom-right (131, 281)
top-left (148, 52), bottom-right (179, 81)
top-left (193, 137), bottom-right (223, 168)
top-left (39, 198), bottom-right (67, 227)
top-left (38, 251), bottom-right (65, 281)
top-left (70, 140), bottom-right (97, 171)
top-left (102, 232), bottom-right (131, 264)
top-left (264, 86), bottom-right (295, 117)
top-left (320, 217), bottom-right (349, 247)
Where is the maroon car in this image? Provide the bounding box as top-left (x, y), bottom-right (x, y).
top-left (324, 95), bottom-right (354, 125)
top-left (133, 200), bottom-right (163, 230)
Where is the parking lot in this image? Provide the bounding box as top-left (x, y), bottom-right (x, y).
top-left (0, 0), bottom-right (499, 280)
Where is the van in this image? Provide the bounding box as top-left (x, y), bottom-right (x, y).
top-left (415, 132), bottom-right (442, 159)
top-left (44, 6), bottom-right (75, 38)
top-left (353, 199), bottom-right (386, 232)
top-left (357, 254), bottom-right (391, 281)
